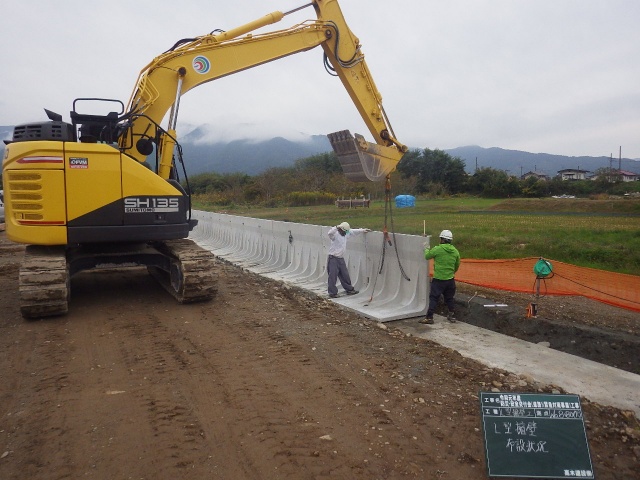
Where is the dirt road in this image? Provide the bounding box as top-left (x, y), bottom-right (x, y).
top-left (0, 229), bottom-right (638, 479)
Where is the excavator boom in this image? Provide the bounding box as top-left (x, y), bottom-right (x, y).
top-left (121, 0), bottom-right (407, 181)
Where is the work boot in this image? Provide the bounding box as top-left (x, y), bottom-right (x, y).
top-left (419, 317), bottom-right (434, 325)
top-left (447, 312), bottom-right (456, 323)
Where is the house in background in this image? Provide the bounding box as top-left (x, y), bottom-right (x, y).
top-left (617, 170), bottom-right (640, 182)
top-left (589, 169), bottom-right (640, 182)
top-left (557, 168), bottom-right (590, 181)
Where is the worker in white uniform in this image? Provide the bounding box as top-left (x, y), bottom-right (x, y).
top-left (327, 221), bottom-right (370, 298)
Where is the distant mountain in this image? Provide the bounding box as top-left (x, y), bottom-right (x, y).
top-left (178, 128), bottom-right (640, 176)
top-left (2, 123), bottom-right (639, 177)
top-left (445, 145), bottom-right (640, 177)
top-left (179, 140), bottom-right (640, 178)
top-left (0, 126), bottom-right (12, 142)
top-left (179, 124), bottom-right (331, 175)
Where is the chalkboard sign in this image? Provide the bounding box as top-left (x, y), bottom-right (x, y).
top-left (480, 392), bottom-right (594, 478)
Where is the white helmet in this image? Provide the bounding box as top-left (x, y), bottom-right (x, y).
top-left (338, 222), bottom-right (351, 231)
top-left (439, 229), bottom-right (453, 240)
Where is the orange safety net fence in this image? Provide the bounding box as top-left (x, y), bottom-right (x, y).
top-left (448, 257), bottom-right (640, 313)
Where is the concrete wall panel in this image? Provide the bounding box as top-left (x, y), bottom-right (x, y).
top-left (191, 211), bottom-right (428, 322)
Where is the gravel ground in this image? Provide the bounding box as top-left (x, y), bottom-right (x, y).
top-left (0, 227), bottom-right (638, 479)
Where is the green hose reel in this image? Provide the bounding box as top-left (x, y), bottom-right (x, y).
top-left (534, 258), bottom-right (553, 278)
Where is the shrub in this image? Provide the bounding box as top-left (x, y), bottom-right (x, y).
top-left (285, 191), bottom-right (335, 207)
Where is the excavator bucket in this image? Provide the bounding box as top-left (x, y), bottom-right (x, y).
top-left (328, 130), bottom-right (404, 182)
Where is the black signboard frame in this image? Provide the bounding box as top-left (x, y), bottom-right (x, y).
top-left (480, 392), bottom-right (594, 479)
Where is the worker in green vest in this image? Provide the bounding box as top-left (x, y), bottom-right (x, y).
top-left (420, 229), bottom-right (460, 324)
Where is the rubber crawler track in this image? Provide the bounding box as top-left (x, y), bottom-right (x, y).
top-left (149, 239), bottom-right (218, 303)
top-left (19, 245), bottom-right (69, 318)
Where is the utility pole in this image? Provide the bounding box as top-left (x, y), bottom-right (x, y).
top-left (619, 146), bottom-right (622, 171)
top-left (610, 153), bottom-right (613, 182)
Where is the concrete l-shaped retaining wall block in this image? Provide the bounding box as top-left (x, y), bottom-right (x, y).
top-left (190, 210), bottom-right (429, 322)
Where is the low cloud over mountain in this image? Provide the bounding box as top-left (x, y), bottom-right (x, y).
top-left (2, 122), bottom-right (638, 178)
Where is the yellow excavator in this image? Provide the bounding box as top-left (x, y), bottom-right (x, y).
top-left (2, 0), bottom-right (407, 318)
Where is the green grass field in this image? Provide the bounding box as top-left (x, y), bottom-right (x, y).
top-left (193, 197), bottom-right (640, 276)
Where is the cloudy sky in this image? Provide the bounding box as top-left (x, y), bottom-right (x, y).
top-left (1, 0), bottom-right (638, 158)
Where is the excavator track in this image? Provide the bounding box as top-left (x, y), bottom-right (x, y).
top-left (148, 239), bottom-right (217, 304)
top-left (19, 245), bottom-right (69, 319)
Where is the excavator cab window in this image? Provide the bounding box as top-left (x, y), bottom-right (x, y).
top-left (72, 111), bottom-right (120, 143)
top-left (70, 97), bottom-right (124, 144)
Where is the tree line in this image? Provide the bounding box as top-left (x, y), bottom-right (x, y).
top-left (186, 149), bottom-right (640, 207)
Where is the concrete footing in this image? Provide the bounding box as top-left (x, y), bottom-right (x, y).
top-left (396, 315), bottom-right (640, 417)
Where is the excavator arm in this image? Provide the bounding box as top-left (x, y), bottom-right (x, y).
top-left (120, 0), bottom-right (407, 182)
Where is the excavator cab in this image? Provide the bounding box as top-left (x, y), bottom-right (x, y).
top-left (70, 98), bottom-right (125, 144)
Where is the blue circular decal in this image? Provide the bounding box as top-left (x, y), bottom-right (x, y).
top-left (193, 56), bottom-right (211, 74)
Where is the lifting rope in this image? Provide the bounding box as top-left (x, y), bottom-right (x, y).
top-left (366, 174), bottom-right (411, 304)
